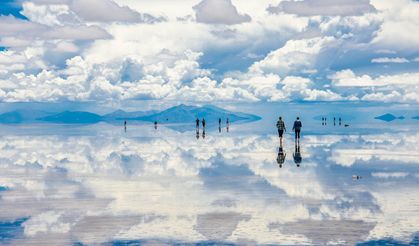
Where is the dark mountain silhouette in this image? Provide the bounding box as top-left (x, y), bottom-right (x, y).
top-left (413, 116), bottom-right (419, 120)
top-left (102, 110), bottom-right (158, 121)
top-left (132, 104), bottom-right (261, 124)
top-left (0, 109), bottom-right (51, 124)
top-left (0, 105), bottom-right (261, 125)
top-left (374, 113), bottom-right (404, 122)
top-left (38, 111), bottom-right (102, 124)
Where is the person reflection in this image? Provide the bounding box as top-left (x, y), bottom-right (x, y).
top-left (196, 129), bottom-right (199, 139)
top-left (277, 141), bottom-right (286, 168)
top-left (154, 121), bottom-right (158, 130)
top-left (202, 129), bottom-right (206, 139)
top-left (293, 141), bottom-right (302, 167)
top-left (124, 120), bottom-right (127, 132)
top-left (218, 126), bottom-right (221, 133)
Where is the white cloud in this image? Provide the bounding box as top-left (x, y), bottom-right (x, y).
top-left (371, 57), bottom-right (409, 63)
top-left (193, 0), bottom-right (251, 25)
top-left (372, 172), bottom-right (409, 179)
top-left (268, 0), bottom-right (376, 16)
top-left (330, 69), bottom-right (419, 87)
top-left (249, 37), bottom-right (336, 76)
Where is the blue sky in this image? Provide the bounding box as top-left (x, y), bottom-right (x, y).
top-left (0, 0), bottom-right (418, 104)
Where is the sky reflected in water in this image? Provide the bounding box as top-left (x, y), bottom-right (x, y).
top-left (0, 104), bottom-right (419, 245)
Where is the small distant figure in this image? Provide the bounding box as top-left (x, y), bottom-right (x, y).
top-left (218, 118), bottom-right (222, 127)
top-left (324, 117), bottom-right (327, 126)
top-left (344, 124), bottom-right (349, 127)
top-left (196, 129), bottom-right (199, 139)
top-left (226, 118), bottom-right (230, 132)
top-left (334, 117), bottom-right (336, 126)
top-left (276, 116), bottom-right (286, 141)
top-left (196, 118), bottom-right (200, 129)
top-left (322, 117), bottom-right (325, 126)
top-left (352, 175), bottom-right (362, 180)
top-left (124, 120), bottom-right (127, 132)
top-left (277, 141), bottom-right (286, 168)
top-left (202, 118), bottom-right (206, 129)
top-left (293, 142), bottom-right (302, 167)
top-left (154, 121), bottom-right (158, 130)
top-left (218, 126), bottom-right (221, 133)
top-left (339, 117), bottom-right (342, 126)
top-left (202, 129), bottom-right (206, 139)
top-left (292, 117), bottom-right (302, 142)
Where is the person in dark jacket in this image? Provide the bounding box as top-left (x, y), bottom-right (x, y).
top-left (196, 118), bottom-right (200, 130)
top-left (292, 117), bottom-right (302, 141)
top-left (202, 118), bottom-right (206, 129)
top-left (293, 142), bottom-right (302, 167)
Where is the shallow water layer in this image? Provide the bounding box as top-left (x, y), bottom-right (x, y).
top-left (0, 103), bottom-right (418, 245)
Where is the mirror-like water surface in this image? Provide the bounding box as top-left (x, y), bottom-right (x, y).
top-left (0, 103), bottom-right (418, 245)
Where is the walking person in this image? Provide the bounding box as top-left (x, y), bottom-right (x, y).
top-left (124, 120), bottom-right (127, 132)
top-left (292, 117), bottom-right (302, 142)
top-left (277, 140), bottom-right (286, 168)
top-left (218, 118), bottom-right (222, 127)
top-left (293, 142), bottom-right (302, 167)
top-left (196, 118), bottom-right (200, 130)
top-left (276, 116), bottom-right (286, 142)
top-left (202, 118), bottom-right (206, 129)
top-left (226, 118), bottom-right (230, 132)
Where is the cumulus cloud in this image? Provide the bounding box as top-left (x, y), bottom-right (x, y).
top-left (267, 0), bottom-right (376, 16)
top-left (371, 57), bottom-right (409, 63)
top-left (193, 0), bottom-right (251, 25)
top-left (330, 69), bottom-right (419, 87)
top-left (0, 15), bottom-right (111, 41)
top-left (249, 37), bottom-right (336, 76)
top-left (71, 0), bottom-right (164, 23)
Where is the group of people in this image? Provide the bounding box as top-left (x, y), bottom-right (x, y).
top-left (195, 117), bottom-right (230, 139)
top-left (322, 117), bottom-right (342, 126)
top-left (276, 116), bottom-right (303, 168)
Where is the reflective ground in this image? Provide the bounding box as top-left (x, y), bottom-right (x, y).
top-left (0, 103), bottom-right (419, 245)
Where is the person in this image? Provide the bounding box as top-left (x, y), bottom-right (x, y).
top-left (124, 120), bottom-right (127, 132)
top-left (293, 142), bottom-right (302, 167)
top-left (276, 116), bottom-right (286, 140)
top-left (202, 129), bottom-right (206, 139)
top-left (196, 118), bottom-right (200, 129)
top-left (334, 117), bottom-right (336, 126)
top-left (219, 126), bottom-right (221, 133)
top-left (202, 118), bottom-right (206, 129)
top-left (276, 141), bottom-right (286, 168)
top-left (339, 117), bottom-right (342, 126)
top-left (226, 118), bottom-right (230, 132)
top-left (196, 129), bottom-right (199, 139)
top-left (218, 118), bottom-right (222, 126)
top-left (154, 121), bottom-right (157, 130)
top-left (292, 117), bottom-right (302, 141)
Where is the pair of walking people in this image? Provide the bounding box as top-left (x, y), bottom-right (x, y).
top-left (276, 117), bottom-right (302, 141)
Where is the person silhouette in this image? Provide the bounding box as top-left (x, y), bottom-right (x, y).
top-left (196, 129), bottom-right (199, 139)
top-left (334, 117), bottom-right (336, 126)
top-left (196, 118), bottom-right (200, 130)
top-left (292, 117), bottom-right (302, 143)
top-left (218, 118), bottom-right (222, 127)
top-left (293, 141), bottom-right (302, 167)
top-left (277, 141), bottom-right (286, 168)
top-left (154, 121), bottom-right (157, 130)
top-left (202, 129), bottom-right (206, 139)
top-left (322, 117), bottom-right (324, 126)
top-left (276, 116), bottom-right (286, 142)
top-left (339, 117), bottom-right (342, 126)
top-left (218, 126), bottom-right (221, 133)
top-left (124, 120), bottom-right (127, 132)
top-left (202, 118), bottom-right (206, 129)
top-left (226, 118), bottom-right (230, 132)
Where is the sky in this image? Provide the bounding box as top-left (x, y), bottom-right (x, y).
top-left (0, 0), bottom-right (418, 104)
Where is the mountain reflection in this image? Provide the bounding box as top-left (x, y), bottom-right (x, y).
top-left (0, 127), bottom-right (418, 245)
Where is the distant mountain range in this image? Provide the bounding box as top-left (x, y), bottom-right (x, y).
top-left (374, 113), bottom-right (405, 122)
top-left (0, 105), bottom-right (261, 124)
